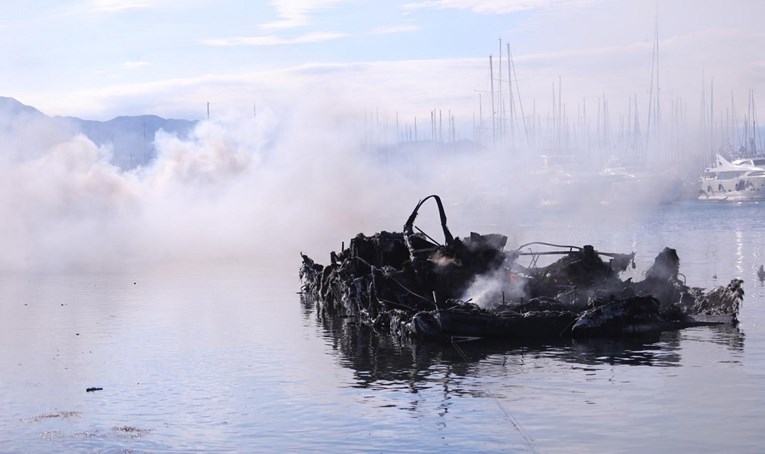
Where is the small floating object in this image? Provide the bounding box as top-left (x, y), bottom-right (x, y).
top-left (758, 265), bottom-right (765, 281)
top-left (86, 387), bottom-right (103, 392)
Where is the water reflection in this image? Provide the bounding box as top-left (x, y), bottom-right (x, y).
top-left (301, 295), bottom-right (745, 388)
top-left (568, 334), bottom-right (681, 367)
top-left (683, 324), bottom-right (746, 351)
top-left (735, 229), bottom-right (744, 275)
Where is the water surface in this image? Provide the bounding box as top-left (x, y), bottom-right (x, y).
top-left (2, 201), bottom-right (765, 452)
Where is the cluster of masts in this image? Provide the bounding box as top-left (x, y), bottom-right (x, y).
top-left (198, 38), bottom-right (761, 181)
top-left (358, 34), bottom-right (762, 179)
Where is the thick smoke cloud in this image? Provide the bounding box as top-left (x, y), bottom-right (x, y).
top-left (0, 94), bottom-right (683, 273)
top-left (0, 99), bottom-right (423, 272)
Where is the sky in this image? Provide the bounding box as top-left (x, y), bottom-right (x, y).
top-left (1, 0), bottom-right (764, 126)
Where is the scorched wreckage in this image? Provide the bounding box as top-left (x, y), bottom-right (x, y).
top-left (300, 195), bottom-right (742, 341)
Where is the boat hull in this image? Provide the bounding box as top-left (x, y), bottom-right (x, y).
top-left (698, 189), bottom-right (765, 201)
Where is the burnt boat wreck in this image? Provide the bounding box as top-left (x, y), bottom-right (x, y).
top-left (300, 195), bottom-right (742, 340)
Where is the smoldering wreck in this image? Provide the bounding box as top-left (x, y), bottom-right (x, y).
top-left (300, 195), bottom-right (742, 341)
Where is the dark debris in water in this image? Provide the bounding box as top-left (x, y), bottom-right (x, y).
top-left (40, 430), bottom-right (65, 441)
top-left (112, 425), bottom-right (154, 438)
top-left (21, 411), bottom-right (81, 423)
top-left (300, 194), bottom-right (743, 341)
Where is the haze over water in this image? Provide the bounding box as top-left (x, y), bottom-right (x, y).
top-left (2, 200), bottom-right (765, 452)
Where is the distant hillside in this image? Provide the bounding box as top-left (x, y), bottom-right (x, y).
top-left (0, 96), bottom-right (47, 118)
top-left (64, 115), bottom-right (197, 169)
top-left (0, 97), bottom-right (197, 169)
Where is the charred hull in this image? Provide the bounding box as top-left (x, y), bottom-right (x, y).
top-left (300, 195), bottom-right (741, 341)
top-left (415, 310), bottom-right (578, 339)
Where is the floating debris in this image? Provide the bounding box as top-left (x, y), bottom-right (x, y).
top-left (112, 425), bottom-right (153, 438)
top-left (86, 387), bottom-right (103, 392)
top-left (40, 430), bottom-right (65, 441)
top-left (21, 411), bottom-right (81, 424)
top-left (300, 195), bottom-right (742, 341)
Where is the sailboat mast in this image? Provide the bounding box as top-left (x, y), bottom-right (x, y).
top-left (507, 43), bottom-right (513, 147)
top-left (710, 78), bottom-right (714, 154)
top-left (489, 55), bottom-right (496, 146)
top-left (655, 13), bottom-right (660, 131)
top-left (507, 47), bottom-right (528, 145)
top-left (498, 38), bottom-right (503, 140)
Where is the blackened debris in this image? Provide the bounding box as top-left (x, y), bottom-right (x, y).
top-left (300, 195), bottom-right (742, 340)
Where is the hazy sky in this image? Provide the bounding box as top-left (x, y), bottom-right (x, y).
top-left (2, 0), bottom-right (763, 271)
top-left (2, 0), bottom-right (763, 122)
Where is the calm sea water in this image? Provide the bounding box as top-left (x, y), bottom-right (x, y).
top-left (2, 200), bottom-right (765, 453)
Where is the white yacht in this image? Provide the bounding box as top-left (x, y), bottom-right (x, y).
top-left (699, 155), bottom-right (765, 201)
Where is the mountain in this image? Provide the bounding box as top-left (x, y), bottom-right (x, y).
top-left (0, 96), bottom-right (48, 118)
top-left (64, 115), bottom-right (197, 169)
top-left (0, 97), bottom-right (197, 169)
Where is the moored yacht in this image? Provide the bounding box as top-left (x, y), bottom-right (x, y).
top-left (699, 154), bottom-right (765, 201)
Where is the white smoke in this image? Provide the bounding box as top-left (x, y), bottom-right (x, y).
top-left (0, 97), bottom-right (429, 272)
top-left (0, 92), bottom-right (688, 274)
top-left (462, 266), bottom-right (529, 310)
top-left (0, 134), bottom-right (137, 271)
